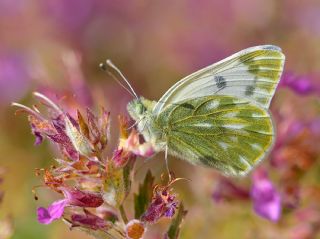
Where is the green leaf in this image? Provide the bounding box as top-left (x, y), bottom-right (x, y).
top-left (123, 158), bottom-right (135, 197)
top-left (166, 202), bottom-right (187, 239)
top-left (134, 170), bottom-right (155, 219)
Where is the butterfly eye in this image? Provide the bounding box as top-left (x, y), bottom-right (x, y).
top-left (137, 102), bottom-right (147, 115)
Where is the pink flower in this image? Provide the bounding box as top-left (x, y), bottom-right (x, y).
top-left (60, 187), bottom-right (104, 208)
top-left (37, 199), bottom-right (67, 224)
top-left (280, 72), bottom-right (315, 95)
top-left (251, 169), bottom-right (282, 222)
top-left (37, 187), bottom-right (104, 225)
top-left (141, 185), bottom-right (178, 224)
top-left (124, 130), bottom-right (155, 158)
top-left (70, 209), bottom-right (108, 230)
top-left (114, 118), bottom-right (155, 168)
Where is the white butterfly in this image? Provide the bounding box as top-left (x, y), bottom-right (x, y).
top-left (104, 45), bottom-right (285, 176)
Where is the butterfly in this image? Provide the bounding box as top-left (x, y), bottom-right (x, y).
top-left (103, 45), bottom-right (285, 176)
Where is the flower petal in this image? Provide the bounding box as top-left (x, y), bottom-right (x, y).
top-left (37, 199), bottom-right (67, 224)
top-left (61, 187), bottom-right (104, 208)
top-left (71, 209), bottom-right (107, 230)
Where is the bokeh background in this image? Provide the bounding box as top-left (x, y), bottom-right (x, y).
top-left (1, 0), bottom-right (320, 238)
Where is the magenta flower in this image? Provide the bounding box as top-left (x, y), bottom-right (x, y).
top-left (251, 169), bottom-right (282, 222)
top-left (71, 209), bottom-right (108, 230)
top-left (280, 72), bottom-right (314, 95)
top-left (37, 188), bottom-right (103, 225)
top-left (31, 124), bottom-right (44, 145)
top-left (141, 186), bottom-right (178, 224)
top-left (123, 130), bottom-right (155, 158)
top-left (37, 199), bottom-right (67, 224)
top-left (118, 129), bottom-right (155, 159)
top-left (60, 187), bottom-right (104, 208)
top-left (15, 92), bottom-right (185, 237)
top-left (113, 118), bottom-right (155, 168)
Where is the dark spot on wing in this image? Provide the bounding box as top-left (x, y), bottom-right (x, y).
top-left (245, 85), bottom-right (255, 96)
top-left (214, 76), bottom-right (227, 89)
top-left (180, 103), bottom-right (195, 110)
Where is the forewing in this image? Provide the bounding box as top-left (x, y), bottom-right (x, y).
top-left (153, 45), bottom-right (285, 115)
top-left (156, 95), bottom-right (274, 176)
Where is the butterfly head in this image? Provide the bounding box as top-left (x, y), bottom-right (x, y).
top-left (127, 97), bottom-right (155, 122)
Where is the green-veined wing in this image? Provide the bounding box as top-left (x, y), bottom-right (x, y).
top-left (155, 95), bottom-right (274, 176)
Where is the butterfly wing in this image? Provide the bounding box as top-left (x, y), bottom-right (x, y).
top-left (155, 95), bottom-right (274, 176)
top-left (153, 45), bottom-right (285, 115)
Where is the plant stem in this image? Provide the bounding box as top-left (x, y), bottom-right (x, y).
top-left (119, 205), bottom-right (128, 224)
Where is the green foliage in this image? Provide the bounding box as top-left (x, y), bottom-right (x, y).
top-left (123, 158), bottom-right (135, 198)
top-left (134, 170), bottom-right (155, 219)
top-left (166, 203), bottom-right (187, 239)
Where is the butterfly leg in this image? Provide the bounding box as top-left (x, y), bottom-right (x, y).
top-left (127, 117), bottom-right (142, 130)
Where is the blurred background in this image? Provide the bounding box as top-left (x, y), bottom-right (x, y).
top-left (0, 0), bottom-right (320, 238)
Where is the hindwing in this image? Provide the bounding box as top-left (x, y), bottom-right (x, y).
top-left (156, 95), bottom-right (274, 176)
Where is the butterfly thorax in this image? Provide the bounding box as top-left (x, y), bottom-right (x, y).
top-left (127, 97), bottom-right (166, 150)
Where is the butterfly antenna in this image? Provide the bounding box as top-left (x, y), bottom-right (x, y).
top-left (108, 70), bottom-right (136, 98)
top-left (100, 60), bottom-right (139, 99)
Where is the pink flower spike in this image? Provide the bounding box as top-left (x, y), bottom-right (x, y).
top-left (37, 199), bottom-right (67, 224)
